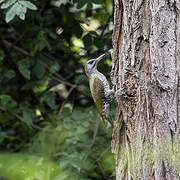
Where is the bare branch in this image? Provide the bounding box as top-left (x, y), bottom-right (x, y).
top-left (0, 105), bottom-right (42, 130)
top-left (3, 39), bottom-right (29, 56)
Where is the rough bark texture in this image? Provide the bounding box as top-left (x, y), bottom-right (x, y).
top-left (111, 0), bottom-right (180, 179)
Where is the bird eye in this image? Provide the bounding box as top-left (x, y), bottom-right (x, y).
top-left (88, 60), bottom-right (94, 65)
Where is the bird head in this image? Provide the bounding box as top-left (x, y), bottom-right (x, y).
top-left (84, 53), bottom-right (106, 77)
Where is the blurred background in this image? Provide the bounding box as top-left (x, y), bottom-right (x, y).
top-left (0, 0), bottom-right (115, 179)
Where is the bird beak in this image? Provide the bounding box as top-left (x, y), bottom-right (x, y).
top-left (95, 53), bottom-right (106, 65)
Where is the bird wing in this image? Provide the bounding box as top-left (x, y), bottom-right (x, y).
top-left (90, 76), bottom-right (105, 116)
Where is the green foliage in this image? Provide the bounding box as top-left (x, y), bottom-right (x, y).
top-left (22, 108), bottom-right (35, 126)
top-left (0, 0), bottom-right (37, 22)
top-left (0, 0), bottom-right (114, 179)
top-left (19, 1), bottom-right (37, 10)
top-left (0, 0), bottom-right (113, 147)
top-left (18, 58), bottom-right (31, 80)
top-left (32, 62), bottom-right (46, 79)
top-left (26, 106), bottom-right (115, 179)
top-left (0, 153), bottom-right (71, 180)
top-left (0, 95), bottom-right (17, 109)
top-left (41, 91), bottom-right (57, 109)
top-left (0, 107), bottom-right (115, 180)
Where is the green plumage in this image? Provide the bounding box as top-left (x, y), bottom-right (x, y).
top-left (89, 76), bottom-right (105, 117)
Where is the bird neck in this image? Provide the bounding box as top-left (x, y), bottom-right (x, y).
top-left (88, 69), bottom-right (101, 78)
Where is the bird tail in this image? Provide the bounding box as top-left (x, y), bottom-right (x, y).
top-left (102, 115), bottom-right (113, 126)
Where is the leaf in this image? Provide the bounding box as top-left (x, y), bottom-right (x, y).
top-left (30, 32), bottom-right (52, 55)
top-left (61, 103), bottom-right (73, 115)
top-left (19, 12), bottom-right (25, 20)
top-left (50, 63), bottom-right (60, 73)
top-left (18, 59), bottom-right (31, 80)
top-left (5, 8), bottom-right (16, 23)
top-left (37, 39), bottom-right (51, 51)
top-left (83, 34), bottom-right (93, 47)
top-left (41, 91), bottom-right (57, 109)
top-left (16, 4), bottom-right (26, 20)
top-left (5, 2), bottom-right (27, 22)
top-left (1, 0), bottom-right (16, 9)
top-left (32, 62), bottom-right (46, 79)
top-left (18, 64), bottom-right (30, 80)
top-left (33, 79), bottom-right (49, 92)
top-left (21, 4), bottom-right (26, 13)
top-left (5, 70), bottom-right (16, 79)
top-left (19, 0), bottom-right (37, 10)
top-left (23, 109), bottom-right (34, 126)
top-left (0, 95), bottom-right (17, 109)
top-left (5, 2), bottom-right (19, 23)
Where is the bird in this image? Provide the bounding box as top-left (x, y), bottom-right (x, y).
top-left (84, 51), bottom-right (114, 126)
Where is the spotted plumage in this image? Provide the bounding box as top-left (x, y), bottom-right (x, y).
top-left (84, 52), bottom-right (114, 125)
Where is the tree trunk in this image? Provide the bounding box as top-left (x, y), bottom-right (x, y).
top-left (111, 0), bottom-right (180, 179)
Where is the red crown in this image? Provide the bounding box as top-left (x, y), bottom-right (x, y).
top-left (84, 62), bottom-right (87, 74)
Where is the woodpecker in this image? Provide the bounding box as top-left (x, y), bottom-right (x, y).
top-left (84, 51), bottom-right (114, 126)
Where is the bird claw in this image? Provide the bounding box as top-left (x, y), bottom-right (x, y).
top-left (115, 88), bottom-right (124, 99)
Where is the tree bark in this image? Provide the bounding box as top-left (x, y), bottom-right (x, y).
top-left (111, 0), bottom-right (180, 179)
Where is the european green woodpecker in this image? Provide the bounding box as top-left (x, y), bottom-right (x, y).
top-left (84, 51), bottom-right (114, 125)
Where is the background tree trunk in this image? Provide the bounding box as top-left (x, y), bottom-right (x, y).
top-left (111, 0), bottom-right (180, 179)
